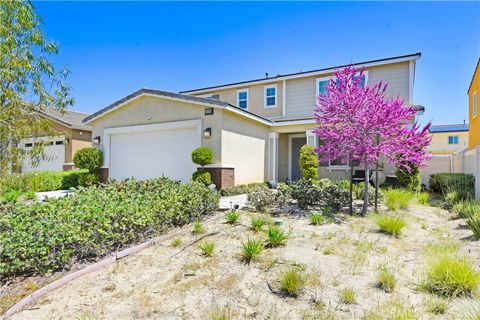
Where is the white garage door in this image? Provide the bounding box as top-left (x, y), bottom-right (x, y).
top-left (109, 122), bottom-right (201, 182)
top-left (22, 136), bottom-right (66, 173)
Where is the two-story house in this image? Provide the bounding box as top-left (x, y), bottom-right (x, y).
top-left (83, 53), bottom-right (421, 187)
top-left (427, 123), bottom-right (469, 155)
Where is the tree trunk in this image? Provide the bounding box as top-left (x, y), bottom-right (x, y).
top-left (362, 156), bottom-right (369, 215)
top-left (374, 160), bottom-right (379, 213)
top-left (349, 159), bottom-right (354, 215)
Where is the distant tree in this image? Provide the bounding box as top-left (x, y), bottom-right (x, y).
top-left (0, 1), bottom-right (73, 175)
top-left (314, 66), bottom-right (431, 214)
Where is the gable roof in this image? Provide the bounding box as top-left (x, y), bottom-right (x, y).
top-left (39, 108), bottom-right (92, 131)
top-left (468, 57), bottom-right (480, 93)
top-left (82, 88), bottom-right (272, 125)
top-left (428, 124), bottom-right (469, 133)
top-left (180, 52), bottom-right (421, 94)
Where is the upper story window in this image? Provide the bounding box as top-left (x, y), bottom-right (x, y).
top-left (448, 136), bottom-right (459, 145)
top-left (474, 91), bottom-right (478, 118)
top-left (264, 85), bottom-right (277, 108)
top-left (316, 72), bottom-right (368, 96)
top-left (237, 89), bottom-right (248, 109)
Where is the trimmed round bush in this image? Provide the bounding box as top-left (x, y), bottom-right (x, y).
top-left (191, 147), bottom-right (214, 167)
top-left (78, 172), bottom-right (100, 187)
top-left (192, 170), bottom-right (212, 186)
top-left (73, 147), bottom-right (103, 172)
top-left (299, 145), bottom-right (319, 181)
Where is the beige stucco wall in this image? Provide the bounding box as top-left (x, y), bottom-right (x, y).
top-left (193, 81), bottom-right (284, 119)
top-left (90, 95), bottom-right (224, 165)
top-left (427, 131), bottom-right (468, 154)
top-left (47, 121), bottom-right (92, 164)
top-left (221, 112), bottom-right (270, 185)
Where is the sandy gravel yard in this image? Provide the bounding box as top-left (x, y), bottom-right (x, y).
top-left (9, 203), bottom-right (480, 320)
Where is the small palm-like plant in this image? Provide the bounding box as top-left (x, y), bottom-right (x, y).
top-left (225, 210), bottom-right (240, 224)
top-left (266, 225), bottom-right (289, 247)
top-left (310, 213), bottom-right (325, 225)
top-left (199, 241), bottom-right (215, 257)
top-left (193, 220), bottom-right (205, 235)
top-left (372, 213), bottom-right (406, 237)
top-left (241, 238), bottom-right (264, 263)
top-left (250, 217), bottom-right (267, 232)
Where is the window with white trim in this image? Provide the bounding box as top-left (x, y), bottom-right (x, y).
top-left (329, 156), bottom-right (349, 168)
top-left (316, 73), bottom-right (367, 96)
top-left (237, 89), bottom-right (248, 109)
top-left (448, 136), bottom-right (459, 145)
top-left (264, 85), bottom-right (277, 108)
top-left (474, 91), bottom-right (478, 118)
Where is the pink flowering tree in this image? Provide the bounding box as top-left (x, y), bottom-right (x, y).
top-left (314, 66), bottom-right (431, 214)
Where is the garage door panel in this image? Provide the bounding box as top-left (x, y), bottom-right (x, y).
top-left (109, 126), bottom-right (199, 182)
top-left (22, 137), bottom-right (66, 173)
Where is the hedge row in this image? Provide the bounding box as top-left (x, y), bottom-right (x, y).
top-left (0, 178), bottom-right (220, 278)
top-left (220, 182), bottom-right (269, 196)
top-left (0, 170), bottom-right (87, 194)
top-left (429, 173), bottom-right (474, 198)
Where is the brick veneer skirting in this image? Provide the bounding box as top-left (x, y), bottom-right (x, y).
top-left (97, 167), bottom-right (109, 183)
top-left (62, 164), bottom-right (76, 171)
top-left (201, 167), bottom-right (234, 189)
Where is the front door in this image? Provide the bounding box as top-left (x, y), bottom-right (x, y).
top-left (291, 136), bottom-right (306, 181)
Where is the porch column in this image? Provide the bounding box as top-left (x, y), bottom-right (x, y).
top-left (268, 132), bottom-right (279, 184)
top-left (306, 129), bottom-right (317, 148)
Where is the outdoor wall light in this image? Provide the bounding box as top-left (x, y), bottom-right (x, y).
top-left (93, 136), bottom-right (101, 145)
top-left (203, 128), bottom-right (212, 139)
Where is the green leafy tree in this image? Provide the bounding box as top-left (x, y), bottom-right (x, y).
top-left (0, 1), bottom-right (73, 176)
top-left (299, 145), bottom-right (319, 181)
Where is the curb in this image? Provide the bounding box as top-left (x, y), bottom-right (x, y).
top-left (1, 213), bottom-right (222, 320)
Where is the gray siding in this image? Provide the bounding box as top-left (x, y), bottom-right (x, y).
top-left (284, 61), bottom-right (411, 118)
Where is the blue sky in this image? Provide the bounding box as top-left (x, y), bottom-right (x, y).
top-left (35, 1), bottom-right (479, 125)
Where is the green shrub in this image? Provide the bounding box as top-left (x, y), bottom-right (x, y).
top-left (241, 238), bottom-right (263, 263)
top-left (0, 178), bottom-right (220, 277)
top-left (225, 209), bottom-right (240, 224)
top-left (452, 200), bottom-right (480, 219)
top-left (424, 255), bottom-right (480, 297)
top-left (376, 264), bottom-right (396, 292)
top-left (466, 213), bottom-right (480, 240)
top-left (291, 179), bottom-right (348, 210)
top-left (73, 147), bottom-right (103, 172)
top-left (199, 241), bottom-right (215, 257)
top-left (299, 145), bottom-right (319, 181)
top-left (372, 213), bottom-right (406, 237)
top-left (78, 172), bottom-right (99, 187)
top-left (279, 267), bottom-right (305, 297)
top-left (0, 189), bottom-right (22, 203)
top-left (265, 225), bottom-right (289, 247)
top-left (396, 167), bottom-right (421, 193)
top-left (429, 173), bottom-right (474, 199)
top-left (417, 192), bottom-right (429, 205)
top-left (385, 189), bottom-right (412, 211)
top-left (219, 183), bottom-right (269, 196)
top-left (247, 188), bottom-right (276, 211)
top-left (192, 170), bottom-right (212, 186)
top-left (191, 147), bottom-right (214, 166)
top-left (358, 183), bottom-right (386, 205)
top-left (425, 297), bottom-right (448, 315)
top-left (339, 287), bottom-right (356, 304)
top-left (250, 217), bottom-right (267, 232)
top-left (170, 238), bottom-right (182, 248)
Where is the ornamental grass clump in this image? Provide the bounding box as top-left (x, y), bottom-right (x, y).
top-left (225, 209), bottom-right (240, 224)
top-left (385, 189), bottom-right (412, 211)
top-left (417, 192), bottom-right (429, 205)
top-left (376, 264), bottom-right (396, 292)
top-left (310, 212), bottom-right (325, 225)
top-left (250, 217), bottom-right (267, 232)
top-left (466, 214), bottom-right (480, 240)
top-left (424, 255), bottom-right (480, 297)
top-left (265, 225), bottom-right (289, 247)
top-left (199, 241), bottom-right (215, 257)
top-left (241, 238), bottom-right (263, 263)
top-left (193, 220), bottom-right (205, 235)
top-left (372, 213), bottom-right (406, 237)
top-left (279, 267), bottom-right (305, 297)
top-left (339, 287), bottom-right (356, 304)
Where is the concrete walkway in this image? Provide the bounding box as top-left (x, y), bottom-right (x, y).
top-left (35, 190), bottom-right (73, 201)
top-left (218, 194), bottom-right (248, 210)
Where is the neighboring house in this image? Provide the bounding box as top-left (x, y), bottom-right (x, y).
top-left (427, 123), bottom-right (469, 155)
top-left (22, 108), bottom-right (92, 172)
top-left (83, 53), bottom-right (422, 187)
top-left (469, 58), bottom-right (480, 150)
